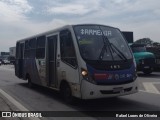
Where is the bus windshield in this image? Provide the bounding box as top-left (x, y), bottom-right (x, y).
top-left (74, 25), bottom-right (132, 61)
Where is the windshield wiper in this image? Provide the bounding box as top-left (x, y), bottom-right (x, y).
top-left (98, 26), bottom-right (127, 62)
top-left (98, 26), bottom-right (115, 61)
top-left (98, 26), bottom-right (114, 61)
top-left (98, 42), bottom-right (107, 60)
top-left (110, 43), bottom-right (127, 61)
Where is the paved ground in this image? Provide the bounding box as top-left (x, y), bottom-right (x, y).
top-left (0, 65), bottom-right (19, 120)
top-left (0, 92), bottom-right (29, 120)
top-left (0, 65), bottom-right (39, 120)
top-left (0, 65), bottom-right (160, 120)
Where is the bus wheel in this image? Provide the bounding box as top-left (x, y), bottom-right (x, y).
top-left (27, 75), bottom-right (33, 88)
top-left (61, 83), bottom-right (74, 104)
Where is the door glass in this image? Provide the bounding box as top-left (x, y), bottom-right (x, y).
top-left (47, 35), bottom-right (57, 86)
top-left (60, 30), bottom-right (77, 67)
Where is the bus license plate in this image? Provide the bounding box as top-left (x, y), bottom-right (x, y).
top-left (113, 87), bottom-right (123, 93)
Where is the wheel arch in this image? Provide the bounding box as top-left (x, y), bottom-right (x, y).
top-left (25, 73), bottom-right (30, 80)
top-left (59, 79), bottom-right (70, 90)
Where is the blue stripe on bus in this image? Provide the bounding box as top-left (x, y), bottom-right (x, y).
top-left (86, 64), bottom-right (135, 84)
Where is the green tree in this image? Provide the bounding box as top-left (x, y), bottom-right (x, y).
top-left (134, 38), bottom-right (153, 45)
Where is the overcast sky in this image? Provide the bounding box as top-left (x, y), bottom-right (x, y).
top-left (0, 0), bottom-right (160, 51)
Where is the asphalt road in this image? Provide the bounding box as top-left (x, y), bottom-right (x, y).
top-left (0, 65), bottom-right (160, 120)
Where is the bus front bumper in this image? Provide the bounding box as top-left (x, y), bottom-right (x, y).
top-left (81, 79), bottom-right (138, 99)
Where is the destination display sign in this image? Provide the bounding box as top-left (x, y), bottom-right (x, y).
top-left (80, 29), bottom-right (112, 36)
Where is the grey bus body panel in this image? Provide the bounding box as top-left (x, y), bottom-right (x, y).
top-left (15, 24), bottom-right (137, 100)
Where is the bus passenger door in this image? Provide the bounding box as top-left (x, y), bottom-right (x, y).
top-left (15, 42), bottom-right (24, 78)
top-left (47, 35), bottom-right (58, 87)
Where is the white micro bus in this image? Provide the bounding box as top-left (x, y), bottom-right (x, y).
top-left (15, 24), bottom-right (138, 102)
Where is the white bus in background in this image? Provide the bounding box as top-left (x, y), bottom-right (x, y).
top-left (15, 24), bottom-right (138, 103)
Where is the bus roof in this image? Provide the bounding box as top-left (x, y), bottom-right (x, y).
top-left (16, 25), bottom-right (71, 43)
top-left (16, 24), bottom-right (119, 43)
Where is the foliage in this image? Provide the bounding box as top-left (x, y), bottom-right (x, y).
top-left (135, 38), bottom-right (160, 47)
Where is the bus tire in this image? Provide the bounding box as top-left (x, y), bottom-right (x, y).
top-left (60, 82), bottom-right (74, 104)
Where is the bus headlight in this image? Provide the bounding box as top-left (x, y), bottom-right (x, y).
top-left (81, 69), bottom-right (88, 76)
top-left (81, 68), bottom-right (96, 84)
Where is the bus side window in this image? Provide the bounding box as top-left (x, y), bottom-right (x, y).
top-left (36, 36), bottom-right (46, 59)
top-left (29, 38), bottom-right (36, 58)
top-left (60, 30), bottom-right (77, 67)
top-left (24, 40), bottom-right (29, 58)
